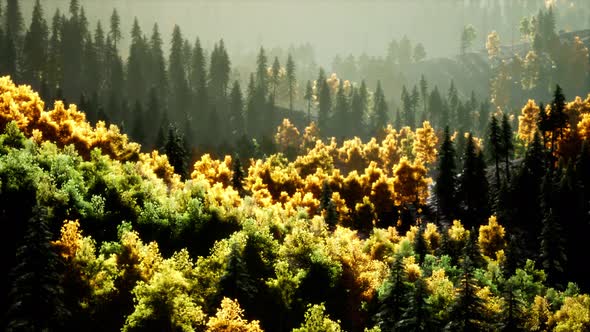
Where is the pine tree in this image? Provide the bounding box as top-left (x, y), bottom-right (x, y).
top-left (501, 114), bottom-right (514, 182)
top-left (445, 255), bottom-right (487, 331)
top-left (333, 80), bottom-right (349, 138)
top-left (376, 252), bottom-right (410, 330)
top-left (131, 100), bottom-right (145, 144)
top-left (168, 25), bottom-right (189, 121)
top-left (270, 56), bottom-right (281, 101)
top-left (6, 207), bottom-right (69, 331)
top-left (231, 154), bottom-right (245, 196)
top-left (286, 53), bottom-right (296, 112)
top-left (164, 124), bottom-right (188, 178)
top-left (21, 0), bottom-right (48, 88)
top-left (5, 0), bottom-right (24, 44)
top-left (209, 39), bottom-right (230, 103)
top-left (401, 85), bottom-right (415, 128)
top-left (428, 86), bottom-right (443, 127)
top-left (304, 80), bottom-right (313, 123)
top-left (488, 115), bottom-right (502, 189)
top-left (255, 47), bottom-right (268, 96)
top-left (419, 75), bottom-right (428, 114)
top-left (371, 80), bottom-right (389, 135)
top-left (539, 171), bottom-right (567, 288)
top-left (149, 23), bottom-right (168, 104)
top-left (126, 18), bottom-right (148, 104)
top-left (458, 134), bottom-right (489, 228)
top-left (435, 127), bottom-right (458, 221)
top-left (109, 9), bottom-right (121, 51)
top-left (414, 221), bottom-right (428, 264)
top-left (397, 278), bottom-right (437, 331)
top-left (229, 80), bottom-right (245, 140)
top-left (317, 68), bottom-right (331, 136)
top-left (549, 85), bottom-right (567, 156)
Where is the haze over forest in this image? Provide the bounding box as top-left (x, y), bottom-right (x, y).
top-left (2, 0), bottom-right (590, 331)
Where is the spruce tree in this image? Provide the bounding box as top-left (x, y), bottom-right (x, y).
top-left (6, 207), bottom-right (69, 331)
top-left (488, 115), bottom-right (502, 189)
top-left (22, 0), bottom-right (48, 88)
top-left (286, 53), bottom-right (296, 112)
top-left (333, 80), bottom-right (349, 138)
top-left (445, 255), bottom-right (487, 331)
top-left (458, 134), bottom-right (489, 228)
top-left (372, 80), bottom-right (389, 135)
top-left (539, 171), bottom-right (567, 288)
top-left (231, 154), bottom-right (245, 196)
top-left (5, 0), bottom-right (24, 44)
top-left (376, 252), bottom-right (410, 330)
top-left (397, 278), bottom-right (438, 331)
top-left (109, 9), bottom-right (121, 51)
top-left (317, 68), bottom-right (331, 136)
top-left (164, 124), bottom-right (188, 178)
top-left (435, 127), bottom-right (458, 221)
top-left (168, 25), bottom-right (189, 121)
top-left (304, 80), bottom-right (313, 123)
top-left (229, 80), bottom-right (245, 140)
top-left (501, 114), bottom-right (514, 182)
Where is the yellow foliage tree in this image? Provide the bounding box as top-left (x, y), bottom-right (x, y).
top-left (413, 121), bottom-right (438, 166)
top-left (392, 157), bottom-right (431, 206)
top-left (206, 298), bottom-right (263, 332)
top-left (478, 215), bottom-right (506, 259)
top-left (518, 99), bottom-right (541, 144)
top-left (274, 118), bottom-right (301, 154)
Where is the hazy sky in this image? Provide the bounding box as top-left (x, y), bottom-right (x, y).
top-left (25, 0), bottom-right (497, 65)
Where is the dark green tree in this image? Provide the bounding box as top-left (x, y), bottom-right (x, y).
top-left (397, 278), bottom-right (438, 331)
top-left (5, 0), bottom-right (24, 43)
top-left (168, 25), bottom-right (189, 121)
top-left (286, 53), bottom-right (296, 112)
top-left (109, 9), bottom-right (121, 51)
top-left (229, 80), bottom-right (245, 140)
top-left (445, 255), bottom-right (487, 331)
top-left (164, 124), bottom-right (188, 178)
top-left (539, 171), bottom-right (567, 288)
top-left (317, 68), bottom-right (331, 136)
top-left (376, 252), bottom-right (410, 331)
top-left (488, 115), bottom-right (502, 188)
top-left (434, 127), bottom-right (458, 221)
top-left (371, 80), bottom-right (389, 135)
top-left (304, 80), bottom-right (313, 123)
top-left (231, 154), bottom-right (246, 196)
top-left (6, 207), bottom-right (69, 331)
top-left (22, 0), bottom-right (48, 89)
top-left (458, 134), bottom-right (489, 228)
top-left (501, 114), bottom-right (514, 182)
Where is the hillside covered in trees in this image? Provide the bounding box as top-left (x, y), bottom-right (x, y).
top-left (2, 0), bottom-right (590, 331)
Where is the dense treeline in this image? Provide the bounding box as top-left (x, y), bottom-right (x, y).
top-left (2, 0), bottom-right (589, 162)
top-left (1, 76), bottom-right (590, 331)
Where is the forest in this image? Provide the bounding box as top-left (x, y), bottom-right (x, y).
top-left (1, 0), bottom-right (590, 331)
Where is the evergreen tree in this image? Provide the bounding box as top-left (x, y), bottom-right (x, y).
top-left (1, 27), bottom-right (17, 78)
top-left (164, 124), bottom-right (188, 178)
top-left (371, 80), bottom-right (388, 135)
top-left (317, 68), bottom-right (331, 136)
top-left (458, 134), bottom-right (489, 228)
top-left (501, 114), bottom-right (514, 182)
top-left (428, 86), bottom-right (443, 127)
top-left (419, 74), bottom-right (428, 114)
top-left (5, 0), bottom-right (24, 44)
top-left (549, 85), bottom-right (567, 156)
top-left (21, 0), bottom-right (48, 89)
top-left (304, 80), bottom-right (313, 123)
top-left (500, 279), bottom-right (526, 331)
top-left (168, 25), bottom-right (189, 121)
top-left (190, 37), bottom-right (207, 117)
top-left (488, 115), bottom-right (502, 189)
top-left (229, 80), bottom-right (245, 140)
top-left (397, 278), bottom-right (437, 331)
top-left (333, 80), bottom-right (349, 138)
top-left (539, 171), bottom-right (567, 288)
top-left (6, 207), bottom-right (69, 331)
top-left (401, 85), bottom-right (415, 128)
top-left (231, 154), bottom-right (245, 196)
top-left (286, 53), bottom-right (296, 112)
top-left (270, 56), bottom-right (281, 101)
top-left (255, 47), bottom-right (268, 96)
top-left (131, 100), bottom-right (145, 144)
top-left (435, 127), bottom-right (458, 221)
top-left (149, 23), bottom-right (168, 105)
top-left (109, 9), bottom-right (121, 51)
top-left (350, 80), bottom-right (368, 137)
top-left (376, 252), bottom-right (410, 330)
top-left (209, 39), bottom-right (230, 103)
top-left (126, 18), bottom-right (148, 104)
top-left (414, 221), bottom-right (428, 264)
top-left (445, 255), bottom-right (487, 331)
